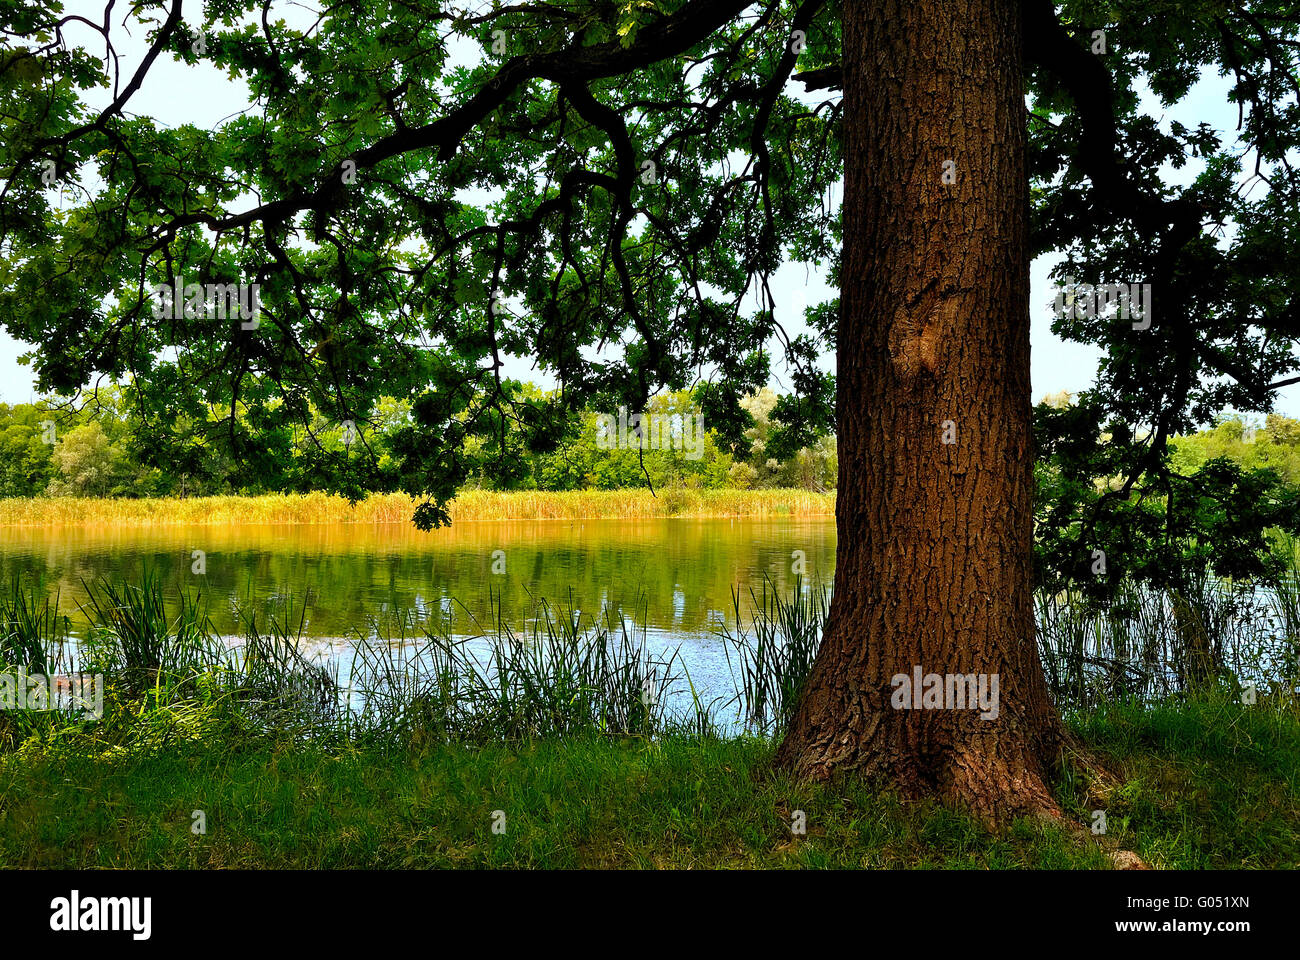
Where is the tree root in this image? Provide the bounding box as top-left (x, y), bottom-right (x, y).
top-left (1035, 807), bottom-right (1150, 869)
top-left (1043, 732), bottom-right (1150, 869)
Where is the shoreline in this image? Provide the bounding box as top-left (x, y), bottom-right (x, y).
top-left (0, 489), bottom-right (836, 526)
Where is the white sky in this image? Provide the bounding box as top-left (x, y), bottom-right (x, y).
top-left (1, 1), bottom-right (1296, 422)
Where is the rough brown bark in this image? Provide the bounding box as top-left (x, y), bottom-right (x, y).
top-left (775, 0), bottom-right (1064, 821)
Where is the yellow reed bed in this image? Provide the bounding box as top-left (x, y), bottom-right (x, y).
top-left (0, 489), bottom-right (835, 525)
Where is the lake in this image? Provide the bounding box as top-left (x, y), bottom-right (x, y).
top-left (0, 518), bottom-right (838, 712)
top-left (6, 517), bottom-right (1290, 714)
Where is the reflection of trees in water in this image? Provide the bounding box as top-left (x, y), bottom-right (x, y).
top-left (0, 520), bottom-right (837, 639)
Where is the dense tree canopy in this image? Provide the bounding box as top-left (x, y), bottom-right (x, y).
top-left (0, 0), bottom-right (842, 527)
top-left (1, 0), bottom-right (1297, 574)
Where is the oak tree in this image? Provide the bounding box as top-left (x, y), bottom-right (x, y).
top-left (2, 0), bottom-right (1298, 817)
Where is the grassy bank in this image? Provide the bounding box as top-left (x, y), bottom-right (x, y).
top-left (3, 573), bottom-right (1297, 868)
top-left (0, 489), bottom-right (835, 526)
top-left (2, 700), bottom-right (1296, 868)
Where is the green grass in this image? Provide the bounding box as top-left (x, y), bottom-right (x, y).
top-left (0, 736), bottom-right (1095, 868)
top-left (3, 572), bottom-right (1298, 868)
top-left (1063, 698), bottom-right (1300, 869)
top-left (1, 698), bottom-right (1296, 869)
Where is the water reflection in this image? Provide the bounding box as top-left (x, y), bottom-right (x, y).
top-left (0, 517), bottom-right (836, 639)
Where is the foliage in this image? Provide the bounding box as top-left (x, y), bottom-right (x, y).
top-left (2, 0), bottom-right (1295, 557)
top-left (0, 384), bottom-right (837, 495)
top-left (1171, 414), bottom-right (1300, 487)
top-left (46, 421), bottom-right (126, 497)
top-left (0, 0), bottom-right (845, 526)
top-left (1035, 398), bottom-right (1300, 602)
top-left (0, 402), bottom-right (54, 497)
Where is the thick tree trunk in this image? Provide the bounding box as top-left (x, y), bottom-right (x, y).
top-left (775, 0), bottom-right (1064, 820)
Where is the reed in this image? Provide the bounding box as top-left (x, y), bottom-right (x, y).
top-left (0, 489), bottom-right (835, 526)
top-left (77, 570), bottom-right (216, 688)
top-left (3, 563), bottom-right (1296, 756)
top-left (717, 576), bottom-right (828, 736)
top-left (0, 579), bottom-right (68, 675)
top-left (1267, 533), bottom-right (1300, 680)
top-left (229, 599), bottom-right (343, 736)
top-left (348, 595), bottom-right (686, 744)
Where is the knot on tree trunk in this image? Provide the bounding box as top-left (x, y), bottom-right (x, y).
top-left (889, 298), bottom-right (956, 381)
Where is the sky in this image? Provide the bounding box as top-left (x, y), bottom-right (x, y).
top-left (1, 1), bottom-right (1296, 422)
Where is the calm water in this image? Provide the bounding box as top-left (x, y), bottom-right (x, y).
top-left (3, 519), bottom-right (1292, 711)
top-left (0, 518), bottom-right (835, 634)
top-left (0, 519), bottom-right (837, 708)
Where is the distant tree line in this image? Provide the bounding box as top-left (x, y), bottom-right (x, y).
top-left (4, 385), bottom-right (1299, 581)
top-left (0, 384), bottom-right (838, 497)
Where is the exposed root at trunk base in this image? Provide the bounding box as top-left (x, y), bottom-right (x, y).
top-left (776, 734), bottom-right (1065, 829)
top-left (1033, 808), bottom-right (1150, 870)
top-left (1049, 731), bottom-right (1150, 869)
top-left (778, 731), bottom-right (1147, 867)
